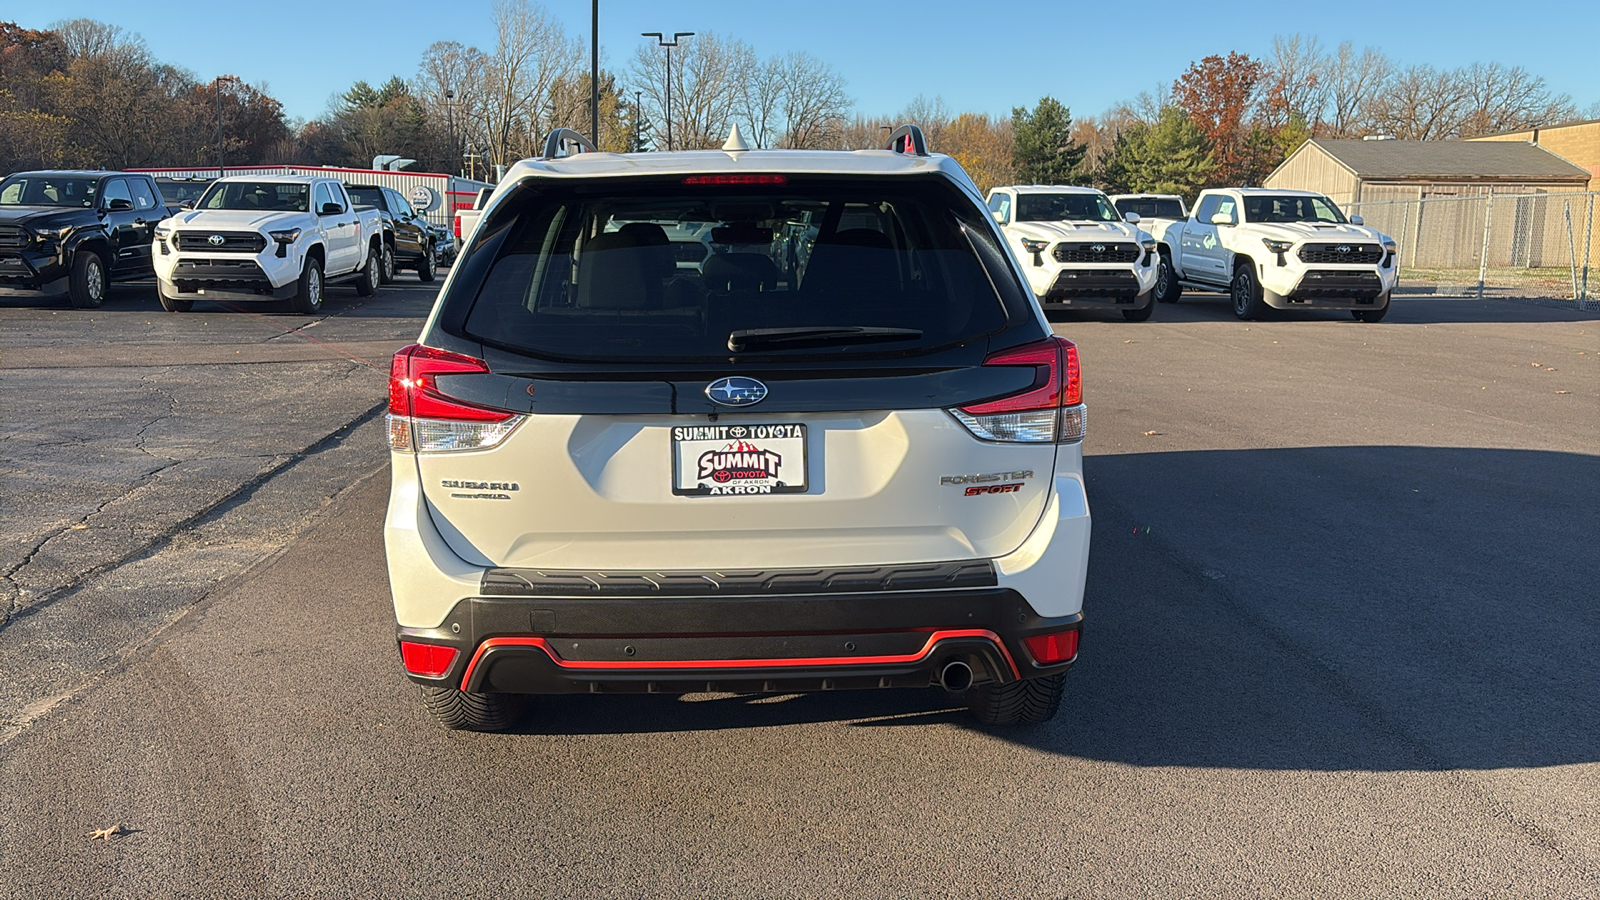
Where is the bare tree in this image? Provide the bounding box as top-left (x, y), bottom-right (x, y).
top-left (895, 94), bottom-right (952, 148)
top-left (478, 0), bottom-right (580, 172)
top-left (739, 56), bottom-right (786, 149)
top-left (1456, 62), bottom-right (1576, 137)
top-left (776, 52), bottom-right (850, 149)
top-left (629, 31), bottom-right (753, 150)
top-left (50, 18), bottom-right (147, 66)
top-left (836, 114), bottom-right (891, 150)
top-left (1367, 64), bottom-right (1469, 140)
top-left (416, 40), bottom-right (490, 172)
top-left (1326, 42), bottom-right (1392, 137)
top-left (1260, 34), bottom-right (1330, 133)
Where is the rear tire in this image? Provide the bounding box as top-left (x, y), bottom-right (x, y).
top-left (292, 256), bottom-right (323, 314)
top-left (1231, 264), bottom-right (1269, 320)
top-left (157, 286), bottom-right (193, 312)
top-left (966, 673), bottom-right (1065, 726)
top-left (355, 246), bottom-right (380, 297)
top-left (417, 243), bottom-right (437, 282)
top-left (1353, 295), bottom-right (1390, 322)
top-left (1154, 253), bottom-right (1182, 303)
top-left (67, 251), bottom-right (106, 309)
top-left (420, 685), bottom-right (525, 732)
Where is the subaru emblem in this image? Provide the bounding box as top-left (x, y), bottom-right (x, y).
top-left (208, 234), bottom-right (226, 246)
top-left (1337, 244), bottom-right (1351, 254)
top-left (1091, 243), bottom-right (1106, 253)
top-left (705, 376), bottom-right (768, 407)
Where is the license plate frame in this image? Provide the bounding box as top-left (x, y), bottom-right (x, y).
top-left (670, 423), bottom-right (808, 496)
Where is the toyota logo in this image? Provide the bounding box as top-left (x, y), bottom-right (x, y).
top-left (705, 376), bottom-right (768, 407)
top-left (1337, 244), bottom-right (1351, 254)
top-left (1091, 243), bottom-right (1106, 253)
top-left (208, 234), bottom-right (226, 246)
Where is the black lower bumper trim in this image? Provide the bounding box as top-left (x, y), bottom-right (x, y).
top-left (1289, 269), bottom-right (1385, 301)
top-left (397, 588), bottom-right (1081, 694)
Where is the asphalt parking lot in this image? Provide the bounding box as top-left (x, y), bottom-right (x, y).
top-left (0, 284), bottom-right (1596, 897)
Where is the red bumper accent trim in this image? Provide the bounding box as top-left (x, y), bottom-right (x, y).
top-left (458, 629), bottom-right (1020, 691)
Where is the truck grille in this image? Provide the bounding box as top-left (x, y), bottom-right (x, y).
top-left (176, 231), bottom-right (267, 253)
top-left (1052, 242), bottom-right (1140, 264)
top-left (0, 226), bottom-right (25, 250)
top-left (1297, 243), bottom-right (1382, 265)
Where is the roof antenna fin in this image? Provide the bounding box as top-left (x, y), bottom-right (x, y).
top-left (722, 124), bottom-right (751, 153)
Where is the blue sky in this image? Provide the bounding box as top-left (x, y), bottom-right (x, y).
top-left (18, 0), bottom-right (1600, 124)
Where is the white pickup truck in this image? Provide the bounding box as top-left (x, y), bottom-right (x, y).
top-left (1149, 188), bottom-right (1398, 321)
top-left (152, 175), bottom-right (384, 313)
top-left (987, 185), bottom-right (1157, 322)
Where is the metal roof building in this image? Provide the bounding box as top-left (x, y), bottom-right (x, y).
top-left (1263, 139), bottom-right (1592, 206)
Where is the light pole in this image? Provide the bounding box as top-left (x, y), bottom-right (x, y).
top-left (445, 89), bottom-right (457, 176)
top-left (634, 90), bottom-right (642, 152)
top-left (590, 0), bottom-right (600, 144)
top-left (214, 74), bottom-right (239, 178)
top-left (641, 32), bottom-right (692, 151)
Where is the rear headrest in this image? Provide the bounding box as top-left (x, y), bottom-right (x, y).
top-left (576, 226), bottom-right (669, 309)
top-left (702, 252), bottom-right (779, 293)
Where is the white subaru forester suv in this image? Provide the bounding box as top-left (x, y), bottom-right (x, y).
top-left (385, 126), bottom-right (1092, 730)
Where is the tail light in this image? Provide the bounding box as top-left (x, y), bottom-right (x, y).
top-left (949, 336), bottom-right (1086, 443)
top-left (387, 343), bottom-right (521, 452)
top-left (453, 216), bottom-right (462, 240)
top-left (399, 640), bottom-right (459, 678)
top-left (1023, 629), bottom-right (1079, 665)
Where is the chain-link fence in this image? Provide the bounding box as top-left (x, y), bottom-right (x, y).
top-left (1348, 191), bottom-right (1598, 309)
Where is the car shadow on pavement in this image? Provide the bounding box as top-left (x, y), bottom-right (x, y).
top-left (514, 445), bottom-right (1600, 774)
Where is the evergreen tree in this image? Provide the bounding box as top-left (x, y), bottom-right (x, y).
top-left (1010, 96), bottom-right (1086, 185)
top-left (1097, 106), bottom-right (1217, 201)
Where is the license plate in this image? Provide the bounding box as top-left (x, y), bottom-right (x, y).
top-left (671, 424), bottom-right (807, 496)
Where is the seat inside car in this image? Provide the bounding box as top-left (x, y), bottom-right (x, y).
top-left (576, 222), bottom-right (673, 309)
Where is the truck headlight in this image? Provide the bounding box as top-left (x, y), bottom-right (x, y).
top-left (1262, 239), bottom-right (1293, 254)
top-left (268, 228), bottom-right (301, 258)
top-left (1140, 239), bottom-right (1157, 266)
top-left (29, 224), bottom-right (71, 245)
top-left (1381, 238), bottom-right (1397, 269)
top-left (1019, 238), bottom-right (1049, 267)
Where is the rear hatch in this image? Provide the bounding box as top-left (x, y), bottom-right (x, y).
top-left (394, 173), bottom-right (1075, 570)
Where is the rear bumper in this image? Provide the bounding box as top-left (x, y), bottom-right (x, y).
top-left (397, 587), bottom-right (1081, 694)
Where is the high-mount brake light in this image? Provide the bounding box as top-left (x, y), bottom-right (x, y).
top-left (682, 174), bottom-right (788, 185)
top-left (948, 336), bottom-right (1085, 443)
top-left (387, 344), bottom-right (522, 453)
top-left (399, 640), bottom-right (459, 678)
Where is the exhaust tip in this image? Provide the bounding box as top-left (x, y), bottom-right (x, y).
top-left (939, 660), bottom-right (973, 693)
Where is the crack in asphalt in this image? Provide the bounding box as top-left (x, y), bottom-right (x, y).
top-left (0, 401), bottom-right (386, 633)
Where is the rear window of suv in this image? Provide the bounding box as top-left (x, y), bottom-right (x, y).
top-left (453, 177), bottom-right (1018, 362)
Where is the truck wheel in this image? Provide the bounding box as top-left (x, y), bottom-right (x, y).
top-left (1122, 292), bottom-right (1154, 322)
top-left (419, 685), bottom-right (525, 732)
top-left (1154, 253), bottom-right (1182, 303)
top-left (966, 673), bottom-right (1065, 726)
top-left (292, 257), bottom-right (323, 314)
top-left (417, 244), bottom-right (437, 282)
top-left (157, 286), bottom-right (193, 312)
top-left (67, 251), bottom-right (107, 309)
top-left (1353, 295), bottom-right (1390, 322)
top-left (1231, 264), bottom-right (1269, 320)
top-left (355, 246), bottom-right (380, 297)
top-left (379, 243), bottom-right (395, 284)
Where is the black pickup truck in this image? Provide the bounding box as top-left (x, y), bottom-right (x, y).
top-left (345, 184), bottom-right (439, 284)
top-left (0, 170), bottom-right (177, 308)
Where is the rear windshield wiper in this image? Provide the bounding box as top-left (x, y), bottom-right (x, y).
top-left (728, 326), bottom-right (923, 352)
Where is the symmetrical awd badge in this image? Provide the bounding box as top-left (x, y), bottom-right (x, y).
top-left (705, 376), bottom-right (768, 407)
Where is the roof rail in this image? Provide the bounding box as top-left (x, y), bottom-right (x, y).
top-left (541, 128), bottom-right (598, 160)
top-left (884, 124), bottom-right (929, 156)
